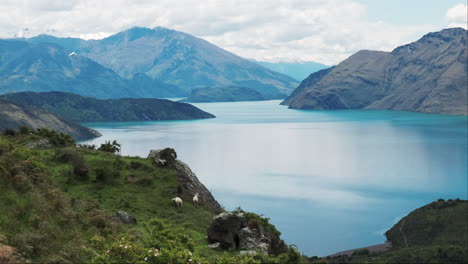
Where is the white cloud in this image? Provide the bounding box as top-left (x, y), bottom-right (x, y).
top-left (0, 0), bottom-right (440, 64)
top-left (446, 4), bottom-right (467, 29)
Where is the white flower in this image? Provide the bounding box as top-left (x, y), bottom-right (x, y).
top-left (144, 257), bottom-right (147, 261)
top-left (124, 245), bottom-right (128, 249)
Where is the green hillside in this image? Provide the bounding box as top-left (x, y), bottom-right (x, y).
top-left (0, 130), bottom-right (301, 264)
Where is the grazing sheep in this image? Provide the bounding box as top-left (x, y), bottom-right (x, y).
top-left (172, 197), bottom-right (183, 209)
top-left (192, 193), bottom-right (199, 206)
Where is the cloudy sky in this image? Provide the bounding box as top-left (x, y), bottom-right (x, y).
top-left (0, 0), bottom-right (466, 65)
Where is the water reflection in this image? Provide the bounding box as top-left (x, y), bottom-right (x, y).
top-left (81, 100), bottom-right (467, 256)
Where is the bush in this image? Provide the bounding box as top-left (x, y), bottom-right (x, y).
top-left (2, 128), bottom-right (16, 136)
top-left (352, 248), bottom-right (370, 256)
top-left (95, 167), bottom-right (120, 184)
top-left (35, 128), bottom-right (75, 147)
top-left (19, 126), bottom-right (31, 135)
top-left (55, 148), bottom-right (89, 180)
top-left (98, 140), bottom-right (121, 154)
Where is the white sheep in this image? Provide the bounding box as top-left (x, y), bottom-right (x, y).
top-left (172, 197), bottom-right (183, 209)
top-left (192, 193), bottom-right (199, 206)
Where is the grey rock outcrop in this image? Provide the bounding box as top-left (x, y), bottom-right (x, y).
top-left (25, 139), bottom-right (52, 149)
top-left (111, 211), bottom-right (137, 224)
top-left (207, 212), bottom-right (286, 254)
top-left (283, 28), bottom-right (468, 115)
top-left (207, 212), bottom-right (246, 250)
top-left (239, 227), bottom-right (270, 254)
top-left (147, 149), bottom-right (222, 212)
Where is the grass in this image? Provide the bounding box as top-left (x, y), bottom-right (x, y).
top-left (0, 132), bottom-right (301, 263)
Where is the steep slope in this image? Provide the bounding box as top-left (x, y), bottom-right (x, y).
top-left (26, 27), bottom-right (299, 97)
top-left (0, 99), bottom-right (100, 140)
top-left (0, 91), bottom-right (215, 122)
top-left (254, 60), bottom-right (329, 81)
top-left (0, 40), bottom-right (186, 99)
top-left (0, 40), bottom-right (133, 99)
top-left (182, 86), bottom-right (265, 103)
top-left (284, 28), bottom-right (468, 115)
top-left (281, 67), bottom-right (334, 106)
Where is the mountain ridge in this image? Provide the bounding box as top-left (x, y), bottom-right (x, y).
top-left (21, 26), bottom-right (299, 97)
top-left (283, 28), bottom-right (468, 115)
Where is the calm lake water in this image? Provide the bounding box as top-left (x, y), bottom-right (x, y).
top-left (81, 100), bottom-right (468, 256)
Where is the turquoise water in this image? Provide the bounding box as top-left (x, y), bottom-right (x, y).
top-left (81, 100), bottom-right (468, 256)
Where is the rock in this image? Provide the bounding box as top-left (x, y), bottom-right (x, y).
top-left (240, 250), bottom-right (258, 256)
top-left (147, 149), bottom-right (222, 212)
top-left (148, 148), bottom-right (177, 166)
top-left (111, 211), bottom-right (137, 224)
top-left (207, 242), bottom-right (220, 249)
top-left (0, 244), bottom-right (21, 264)
top-left (25, 139), bottom-right (52, 149)
top-left (207, 211), bottom-right (288, 254)
top-left (170, 160), bottom-right (222, 212)
top-left (239, 227), bottom-right (270, 254)
top-left (207, 212), bottom-right (246, 250)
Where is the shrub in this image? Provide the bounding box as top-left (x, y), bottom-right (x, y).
top-left (95, 167), bottom-right (120, 184)
top-left (98, 140), bottom-right (121, 154)
top-left (35, 128), bottom-right (75, 147)
top-left (19, 126), bottom-right (31, 135)
top-left (2, 128), bottom-right (16, 136)
top-left (352, 248), bottom-right (370, 256)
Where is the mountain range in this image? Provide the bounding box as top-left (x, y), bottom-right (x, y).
top-left (0, 40), bottom-right (182, 98)
top-left (282, 28), bottom-right (468, 115)
top-left (20, 27), bottom-right (299, 98)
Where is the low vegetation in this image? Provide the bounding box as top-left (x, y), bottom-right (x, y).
top-left (0, 129), bottom-right (302, 263)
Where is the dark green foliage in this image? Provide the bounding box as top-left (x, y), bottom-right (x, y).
top-left (55, 148), bottom-right (89, 180)
top-left (98, 140), bottom-right (121, 154)
top-left (2, 128), bottom-right (16, 136)
top-left (35, 128), bottom-right (75, 147)
top-left (0, 91), bottom-right (215, 122)
top-left (385, 200), bottom-right (468, 248)
top-left (352, 248), bottom-right (369, 256)
top-left (19, 126), bottom-right (31, 135)
top-left (95, 167), bottom-right (120, 185)
top-left (78, 144), bottom-right (97, 150)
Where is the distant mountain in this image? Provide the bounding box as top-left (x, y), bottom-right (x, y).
top-left (0, 99), bottom-right (100, 140)
top-left (254, 60), bottom-right (329, 81)
top-left (182, 86), bottom-right (265, 103)
top-left (283, 28), bottom-right (468, 115)
top-left (0, 40), bottom-right (184, 99)
top-left (0, 91), bottom-right (215, 122)
top-left (24, 27), bottom-right (299, 97)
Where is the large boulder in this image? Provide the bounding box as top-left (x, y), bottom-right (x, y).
top-left (207, 212), bottom-right (285, 254)
top-left (207, 212), bottom-right (246, 250)
top-left (147, 149), bottom-right (222, 212)
top-left (239, 227), bottom-right (270, 254)
top-left (148, 148), bottom-right (177, 166)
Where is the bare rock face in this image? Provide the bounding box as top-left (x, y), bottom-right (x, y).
top-left (284, 28), bottom-right (468, 115)
top-left (207, 212), bottom-right (283, 254)
top-left (148, 148), bottom-right (177, 166)
top-left (147, 149), bottom-right (222, 212)
top-left (207, 212), bottom-right (246, 250)
top-left (239, 227), bottom-right (270, 254)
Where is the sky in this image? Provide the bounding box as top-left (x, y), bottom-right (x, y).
top-left (0, 0), bottom-right (466, 65)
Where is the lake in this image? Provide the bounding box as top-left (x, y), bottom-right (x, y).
top-left (80, 100), bottom-right (468, 257)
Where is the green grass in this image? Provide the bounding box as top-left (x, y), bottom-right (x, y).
top-left (0, 133), bottom-right (301, 263)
